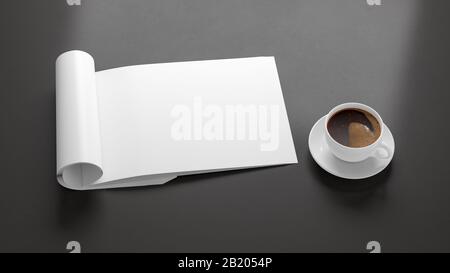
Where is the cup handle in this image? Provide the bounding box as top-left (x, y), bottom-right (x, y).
top-left (372, 141), bottom-right (392, 160)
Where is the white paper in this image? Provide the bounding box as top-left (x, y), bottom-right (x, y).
top-left (56, 50), bottom-right (297, 190)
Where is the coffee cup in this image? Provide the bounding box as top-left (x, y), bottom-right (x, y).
top-left (324, 102), bottom-right (392, 162)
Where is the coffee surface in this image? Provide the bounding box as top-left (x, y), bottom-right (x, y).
top-left (327, 108), bottom-right (381, 148)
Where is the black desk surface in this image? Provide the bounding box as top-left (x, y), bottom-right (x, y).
top-left (1, 0), bottom-right (450, 252)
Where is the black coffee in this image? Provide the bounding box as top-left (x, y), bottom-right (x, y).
top-left (327, 108), bottom-right (381, 148)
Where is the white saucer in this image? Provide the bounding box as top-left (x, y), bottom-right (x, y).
top-left (308, 116), bottom-right (395, 179)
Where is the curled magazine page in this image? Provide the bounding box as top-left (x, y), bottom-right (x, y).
top-left (56, 51), bottom-right (103, 190)
top-left (56, 51), bottom-right (177, 190)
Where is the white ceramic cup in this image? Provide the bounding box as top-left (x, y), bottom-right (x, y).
top-left (324, 102), bottom-right (392, 162)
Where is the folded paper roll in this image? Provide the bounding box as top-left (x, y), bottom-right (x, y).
top-left (56, 51), bottom-right (104, 189)
top-left (55, 50), bottom-right (297, 190)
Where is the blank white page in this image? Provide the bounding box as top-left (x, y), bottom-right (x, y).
top-left (56, 51), bottom-right (297, 190)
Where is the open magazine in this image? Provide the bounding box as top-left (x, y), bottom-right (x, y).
top-left (56, 51), bottom-right (297, 190)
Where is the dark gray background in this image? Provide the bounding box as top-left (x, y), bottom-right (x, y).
top-left (1, 0), bottom-right (449, 252)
